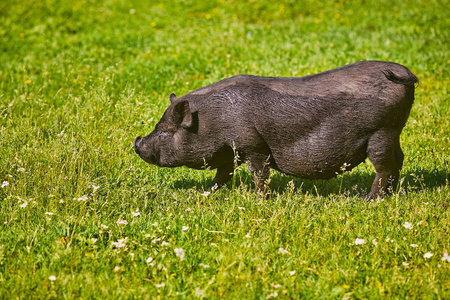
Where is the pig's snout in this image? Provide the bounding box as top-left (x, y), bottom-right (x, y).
top-left (134, 136), bottom-right (142, 155)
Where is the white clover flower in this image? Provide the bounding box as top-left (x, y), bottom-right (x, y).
top-left (278, 248), bottom-right (290, 255)
top-left (372, 239), bottom-right (378, 246)
top-left (91, 184), bottom-right (100, 191)
top-left (424, 252), bottom-right (433, 259)
top-left (73, 195), bottom-right (88, 201)
top-left (45, 212), bottom-right (54, 216)
top-left (111, 238), bottom-right (128, 248)
top-left (355, 238), bottom-right (366, 245)
top-left (113, 266), bottom-right (121, 272)
top-left (146, 257), bottom-right (153, 264)
top-left (245, 233), bottom-right (251, 238)
top-left (199, 263), bottom-right (210, 269)
top-left (402, 262), bottom-right (409, 266)
top-left (201, 191), bottom-right (211, 197)
top-left (155, 283), bottom-right (165, 288)
top-left (161, 241), bottom-right (169, 246)
top-left (116, 219), bottom-right (128, 225)
top-left (131, 210), bottom-right (140, 217)
top-left (182, 226), bottom-right (189, 231)
top-left (185, 207), bottom-right (192, 212)
top-left (403, 222), bottom-right (413, 230)
top-left (20, 201), bottom-right (28, 208)
top-left (1, 181), bottom-right (9, 188)
top-left (174, 248), bottom-right (185, 260)
top-left (238, 207), bottom-right (245, 210)
top-left (410, 244), bottom-right (418, 248)
top-left (441, 253), bottom-right (450, 262)
top-left (101, 224), bottom-right (109, 229)
top-left (17, 168), bottom-right (26, 172)
top-left (48, 275), bottom-right (56, 281)
top-left (266, 291), bottom-right (278, 299)
top-left (288, 271), bottom-right (296, 276)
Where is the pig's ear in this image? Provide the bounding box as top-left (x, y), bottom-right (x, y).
top-left (172, 100), bottom-right (194, 129)
top-left (170, 93), bottom-right (177, 103)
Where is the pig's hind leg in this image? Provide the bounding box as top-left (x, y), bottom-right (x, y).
top-left (245, 154), bottom-right (272, 195)
top-left (366, 131), bottom-right (404, 199)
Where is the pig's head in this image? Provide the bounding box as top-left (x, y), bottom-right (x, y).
top-left (134, 93), bottom-right (200, 168)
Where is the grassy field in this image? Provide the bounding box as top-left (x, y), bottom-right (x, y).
top-left (1, 0), bottom-right (449, 298)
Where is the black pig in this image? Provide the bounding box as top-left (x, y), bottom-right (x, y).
top-left (134, 61), bottom-right (418, 198)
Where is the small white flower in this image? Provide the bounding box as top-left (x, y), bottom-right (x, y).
top-left (45, 212), bottom-right (54, 216)
top-left (91, 184), bottom-right (100, 191)
top-left (238, 207), bottom-right (245, 210)
top-left (174, 248), bottom-right (185, 260)
top-left (410, 244), bottom-right (419, 248)
top-left (152, 238), bottom-right (161, 243)
top-left (266, 291), bottom-right (278, 299)
top-left (201, 191), bottom-right (211, 197)
top-left (288, 271), bottom-right (296, 276)
top-left (442, 253), bottom-right (450, 262)
top-left (101, 224), bottom-right (109, 229)
top-left (1, 181), bottom-right (9, 188)
top-left (424, 252), bottom-right (433, 259)
top-left (17, 168), bottom-right (26, 172)
top-left (339, 216), bottom-right (345, 220)
top-left (116, 219), bottom-right (128, 225)
top-left (403, 222), bottom-right (413, 230)
top-left (417, 221), bottom-right (424, 226)
top-left (422, 202), bottom-right (429, 205)
top-left (278, 248), bottom-right (290, 255)
top-left (372, 239), bottom-right (378, 246)
top-left (111, 238), bottom-right (128, 248)
top-left (199, 263), bottom-right (210, 269)
top-left (355, 238), bottom-right (366, 245)
top-left (245, 233), bottom-right (251, 238)
top-left (48, 275), bottom-right (56, 281)
top-left (20, 201), bottom-right (28, 208)
top-left (386, 238), bottom-right (391, 242)
top-left (161, 241), bottom-right (169, 246)
top-left (151, 222), bottom-right (158, 227)
top-left (131, 210), bottom-right (140, 217)
top-left (185, 207), bottom-right (191, 212)
top-left (402, 262), bottom-right (409, 266)
top-left (146, 257), bottom-right (153, 264)
top-left (155, 283), bottom-right (165, 288)
top-left (182, 226), bottom-right (189, 231)
top-left (74, 195), bottom-right (88, 201)
top-left (113, 266), bottom-right (121, 272)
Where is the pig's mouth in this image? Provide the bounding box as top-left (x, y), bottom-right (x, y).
top-left (134, 136), bottom-right (159, 165)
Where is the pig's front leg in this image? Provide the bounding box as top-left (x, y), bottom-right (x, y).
top-left (208, 164), bottom-right (234, 190)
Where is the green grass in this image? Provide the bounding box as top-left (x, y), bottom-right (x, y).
top-left (1, 0), bottom-right (449, 298)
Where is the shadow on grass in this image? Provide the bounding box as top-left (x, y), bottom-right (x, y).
top-left (172, 166), bottom-right (449, 198)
